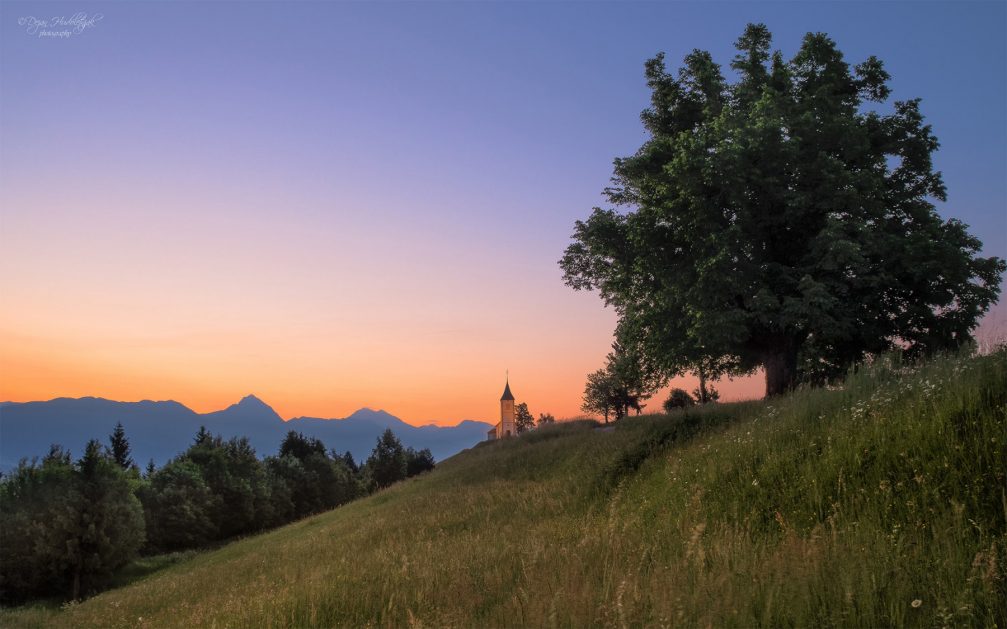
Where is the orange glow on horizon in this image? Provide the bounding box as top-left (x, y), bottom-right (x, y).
top-left (3, 287), bottom-right (1002, 427)
top-left (3, 301), bottom-right (1003, 427)
top-left (0, 315), bottom-right (766, 426)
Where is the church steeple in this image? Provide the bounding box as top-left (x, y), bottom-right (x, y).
top-left (500, 374), bottom-right (514, 401)
top-left (497, 373), bottom-right (516, 438)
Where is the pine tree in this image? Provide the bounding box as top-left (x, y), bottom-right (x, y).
top-left (193, 426), bottom-right (211, 446)
top-left (340, 451), bottom-right (359, 475)
top-left (108, 422), bottom-right (134, 470)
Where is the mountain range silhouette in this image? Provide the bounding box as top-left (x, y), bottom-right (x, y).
top-left (0, 396), bottom-right (492, 471)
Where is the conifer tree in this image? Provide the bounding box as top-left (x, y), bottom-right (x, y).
top-left (340, 451), bottom-right (359, 475)
top-left (108, 422), bottom-right (134, 470)
top-left (194, 426), bottom-right (211, 446)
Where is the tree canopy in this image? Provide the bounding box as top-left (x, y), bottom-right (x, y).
top-left (663, 388), bottom-right (696, 412)
top-left (3, 422), bottom-right (434, 603)
top-left (367, 429), bottom-right (407, 490)
top-left (560, 24), bottom-right (1004, 396)
top-left (581, 340), bottom-right (664, 422)
top-left (581, 368), bottom-right (615, 423)
top-left (405, 447), bottom-right (436, 477)
top-left (0, 441), bottom-right (145, 601)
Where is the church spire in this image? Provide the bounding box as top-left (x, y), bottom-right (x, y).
top-left (500, 373), bottom-right (514, 401)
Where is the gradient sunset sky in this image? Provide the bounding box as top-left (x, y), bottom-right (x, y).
top-left (1, 1), bottom-right (1004, 426)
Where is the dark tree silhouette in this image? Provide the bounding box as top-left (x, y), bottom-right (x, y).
top-left (514, 402), bottom-right (536, 433)
top-left (193, 426), bottom-right (212, 446)
top-left (279, 431), bottom-right (326, 461)
top-left (108, 422), bottom-right (134, 470)
top-left (537, 413), bottom-right (556, 426)
top-left (366, 429), bottom-right (407, 489)
top-left (405, 447), bottom-right (435, 477)
top-left (663, 389), bottom-right (696, 412)
top-left (560, 23), bottom-right (1005, 396)
top-left (339, 450), bottom-right (359, 475)
top-left (581, 369), bottom-right (614, 423)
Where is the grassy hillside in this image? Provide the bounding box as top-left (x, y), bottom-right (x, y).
top-left (3, 348), bottom-right (1005, 628)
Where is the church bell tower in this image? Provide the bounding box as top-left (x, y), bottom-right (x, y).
top-left (499, 374), bottom-right (516, 438)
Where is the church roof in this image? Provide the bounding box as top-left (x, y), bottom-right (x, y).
top-left (500, 378), bottom-right (514, 401)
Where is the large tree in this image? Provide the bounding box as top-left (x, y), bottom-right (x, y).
top-left (560, 24), bottom-right (1004, 396)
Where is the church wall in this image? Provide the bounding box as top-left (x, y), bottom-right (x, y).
top-left (500, 399), bottom-right (515, 437)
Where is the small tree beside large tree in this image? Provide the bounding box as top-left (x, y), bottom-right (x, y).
top-left (514, 402), bottom-right (536, 433)
top-left (581, 368), bottom-right (615, 423)
top-left (561, 24), bottom-right (1004, 396)
top-left (582, 339), bottom-right (664, 422)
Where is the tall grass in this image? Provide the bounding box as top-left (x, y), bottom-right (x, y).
top-left (3, 347), bottom-right (1004, 628)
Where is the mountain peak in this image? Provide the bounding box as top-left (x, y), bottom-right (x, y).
top-left (345, 408), bottom-right (407, 428)
top-left (206, 395), bottom-right (282, 424)
top-left (236, 394), bottom-right (268, 408)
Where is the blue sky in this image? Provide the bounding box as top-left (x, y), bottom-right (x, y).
top-left (1, 1), bottom-right (1004, 420)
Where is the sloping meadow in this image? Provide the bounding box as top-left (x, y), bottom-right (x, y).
top-left (4, 348), bottom-right (1004, 627)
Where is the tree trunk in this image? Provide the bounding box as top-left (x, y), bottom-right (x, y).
top-left (763, 344), bottom-right (798, 397)
top-left (697, 366), bottom-right (708, 404)
top-left (72, 561), bottom-right (81, 601)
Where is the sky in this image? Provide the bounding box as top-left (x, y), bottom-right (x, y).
top-left (1, 1), bottom-right (1005, 426)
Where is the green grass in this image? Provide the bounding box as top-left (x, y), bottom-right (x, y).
top-left (103, 552), bottom-right (200, 591)
top-left (3, 348), bottom-right (1004, 627)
